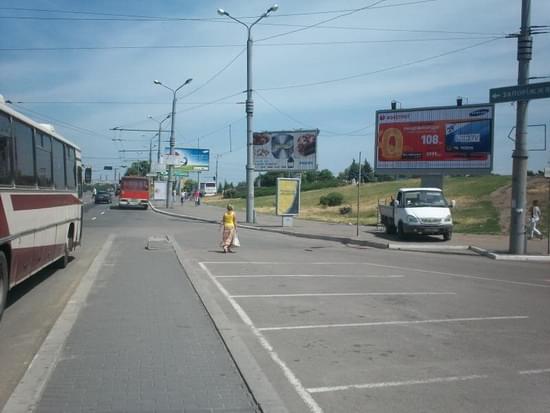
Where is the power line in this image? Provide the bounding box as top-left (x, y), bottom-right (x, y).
top-left (257, 37), bottom-right (503, 91)
top-left (257, 0), bottom-right (389, 42)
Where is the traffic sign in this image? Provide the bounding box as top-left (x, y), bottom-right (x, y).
top-left (490, 81), bottom-right (550, 103)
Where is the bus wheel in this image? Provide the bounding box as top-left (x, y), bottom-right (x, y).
top-left (0, 252), bottom-right (8, 321)
top-left (57, 239), bottom-right (71, 269)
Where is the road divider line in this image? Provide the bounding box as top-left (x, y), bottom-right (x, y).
top-left (519, 368), bottom-right (550, 375)
top-left (199, 262), bottom-right (323, 413)
top-left (91, 217), bottom-right (97, 221)
top-left (100, 211), bottom-right (105, 215)
top-left (258, 315), bottom-right (528, 332)
top-left (307, 374), bottom-right (489, 393)
top-left (216, 274), bottom-right (404, 279)
top-left (202, 261), bottom-right (369, 265)
top-left (3, 234), bottom-right (116, 413)
top-left (231, 292), bottom-right (456, 298)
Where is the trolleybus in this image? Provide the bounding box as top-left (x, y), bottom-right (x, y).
top-left (0, 96), bottom-right (83, 320)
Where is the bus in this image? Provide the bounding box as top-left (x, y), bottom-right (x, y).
top-left (199, 181), bottom-right (217, 197)
top-left (118, 176), bottom-right (149, 209)
top-left (0, 96), bottom-right (83, 320)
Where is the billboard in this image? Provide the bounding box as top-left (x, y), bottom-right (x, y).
top-left (276, 178), bottom-right (300, 216)
top-left (253, 129), bottom-right (319, 171)
top-left (375, 104), bottom-right (494, 174)
top-left (162, 147), bottom-right (210, 173)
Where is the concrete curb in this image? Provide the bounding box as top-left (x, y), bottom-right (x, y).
top-left (150, 203), bottom-right (550, 261)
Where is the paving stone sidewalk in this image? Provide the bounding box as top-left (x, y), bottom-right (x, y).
top-left (33, 235), bottom-right (259, 413)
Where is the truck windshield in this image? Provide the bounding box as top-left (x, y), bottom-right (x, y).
top-left (403, 190), bottom-right (448, 207)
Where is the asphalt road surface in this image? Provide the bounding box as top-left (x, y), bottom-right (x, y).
top-left (1, 205), bottom-right (549, 412)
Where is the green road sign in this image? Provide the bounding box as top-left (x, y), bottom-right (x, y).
top-left (490, 82), bottom-right (550, 103)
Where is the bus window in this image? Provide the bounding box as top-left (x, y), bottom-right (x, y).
top-left (65, 146), bottom-right (76, 189)
top-left (14, 120), bottom-right (35, 186)
top-left (36, 132), bottom-right (53, 187)
top-left (0, 112), bottom-right (12, 185)
top-left (52, 138), bottom-right (66, 189)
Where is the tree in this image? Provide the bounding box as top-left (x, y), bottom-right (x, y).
top-left (125, 161), bottom-right (149, 177)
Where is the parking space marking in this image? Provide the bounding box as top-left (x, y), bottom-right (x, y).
top-left (307, 374), bottom-right (489, 393)
top-left (216, 274), bottom-right (404, 279)
top-left (231, 292), bottom-right (456, 298)
top-left (202, 261), bottom-right (550, 288)
top-left (519, 368), bottom-right (550, 375)
top-left (199, 262), bottom-right (323, 413)
top-left (258, 315), bottom-right (528, 332)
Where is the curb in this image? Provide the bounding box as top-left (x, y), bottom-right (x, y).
top-left (149, 204), bottom-right (550, 261)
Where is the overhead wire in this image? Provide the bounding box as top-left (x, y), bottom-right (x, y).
top-left (257, 37), bottom-right (504, 91)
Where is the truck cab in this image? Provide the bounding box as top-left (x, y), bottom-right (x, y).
top-left (380, 188), bottom-right (454, 240)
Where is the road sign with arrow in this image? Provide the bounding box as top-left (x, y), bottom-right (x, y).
top-left (490, 81), bottom-right (550, 103)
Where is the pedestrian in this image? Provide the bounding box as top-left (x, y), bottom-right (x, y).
top-left (180, 191), bottom-right (185, 205)
top-left (194, 189), bottom-right (200, 206)
top-left (92, 187), bottom-right (97, 200)
top-left (528, 199), bottom-right (543, 240)
top-left (220, 204), bottom-right (237, 253)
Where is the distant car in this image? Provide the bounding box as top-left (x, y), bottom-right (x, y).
top-left (95, 191), bottom-right (112, 204)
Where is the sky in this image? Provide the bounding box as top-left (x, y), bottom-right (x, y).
top-left (1, 0), bottom-right (549, 184)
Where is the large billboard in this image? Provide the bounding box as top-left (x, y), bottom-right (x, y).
top-left (253, 129), bottom-right (319, 171)
top-left (162, 147), bottom-right (210, 173)
top-left (375, 104), bottom-right (494, 174)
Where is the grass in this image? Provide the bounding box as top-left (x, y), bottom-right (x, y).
top-left (205, 175), bottom-right (516, 234)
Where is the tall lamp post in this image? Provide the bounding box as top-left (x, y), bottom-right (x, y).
top-left (148, 113), bottom-right (171, 165)
top-left (217, 4), bottom-right (278, 223)
top-left (153, 78), bottom-right (193, 208)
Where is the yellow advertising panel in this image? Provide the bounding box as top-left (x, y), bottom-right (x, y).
top-left (276, 178), bottom-right (300, 216)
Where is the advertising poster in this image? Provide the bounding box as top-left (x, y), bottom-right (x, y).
top-left (276, 178), bottom-right (301, 216)
top-left (162, 147), bottom-right (210, 172)
top-left (153, 181), bottom-right (167, 200)
top-left (375, 104), bottom-right (494, 174)
top-left (253, 130), bottom-right (319, 171)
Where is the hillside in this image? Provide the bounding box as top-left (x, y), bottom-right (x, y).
top-left (205, 175), bottom-right (548, 235)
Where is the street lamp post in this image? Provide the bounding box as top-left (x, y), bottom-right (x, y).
top-left (148, 114), bottom-right (171, 166)
top-left (153, 78), bottom-right (193, 208)
top-left (217, 4), bottom-right (278, 223)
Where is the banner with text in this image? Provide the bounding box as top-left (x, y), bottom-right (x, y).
top-left (375, 104), bottom-right (494, 174)
top-left (276, 178), bottom-right (301, 216)
top-left (162, 147), bottom-right (210, 173)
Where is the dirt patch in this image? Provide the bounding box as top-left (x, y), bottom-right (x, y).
top-left (490, 176), bottom-right (548, 235)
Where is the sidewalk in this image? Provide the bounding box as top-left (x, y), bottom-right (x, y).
top-left (4, 234), bottom-right (259, 413)
top-left (153, 200), bottom-right (550, 261)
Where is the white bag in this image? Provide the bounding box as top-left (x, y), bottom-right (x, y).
top-left (232, 232), bottom-right (241, 247)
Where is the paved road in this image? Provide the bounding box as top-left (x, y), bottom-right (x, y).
top-left (2, 206), bottom-right (549, 412)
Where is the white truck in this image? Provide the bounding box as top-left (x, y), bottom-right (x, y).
top-left (379, 187), bottom-right (455, 240)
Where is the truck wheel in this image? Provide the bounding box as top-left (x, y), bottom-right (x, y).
top-left (397, 222), bottom-right (406, 240)
top-left (0, 252), bottom-right (8, 321)
top-left (443, 230), bottom-right (452, 241)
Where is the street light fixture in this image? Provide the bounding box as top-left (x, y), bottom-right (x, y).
top-left (217, 4), bottom-right (278, 223)
top-left (153, 78), bottom-right (193, 208)
top-left (147, 113), bottom-right (172, 165)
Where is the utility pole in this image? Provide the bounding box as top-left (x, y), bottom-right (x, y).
top-left (356, 152), bottom-right (362, 237)
top-left (215, 154), bottom-right (221, 192)
top-left (509, 0), bottom-right (532, 254)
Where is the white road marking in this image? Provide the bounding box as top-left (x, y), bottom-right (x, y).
top-left (3, 234), bottom-right (116, 413)
top-left (91, 217), bottom-right (97, 221)
top-left (518, 368), bottom-right (550, 375)
top-left (203, 261), bottom-right (550, 288)
top-left (199, 262), bottom-right (323, 413)
top-left (216, 274), bottom-right (404, 279)
top-left (307, 374), bottom-right (489, 393)
top-left (100, 211), bottom-right (105, 215)
top-left (258, 315), bottom-right (528, 332)
top-left (231, 292), bottom-right (456, 298)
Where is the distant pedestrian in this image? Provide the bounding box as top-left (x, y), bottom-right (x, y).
top-left (180, 191), bottom-right (186, 205)
top-left (194, 190), bottom-right (200, 206)
top-left (92, 187), bottom-right (97, 200)
top-left (220, 204), bottom-right (237, 253)
top-left (528, 199), bottom-right (543, 240)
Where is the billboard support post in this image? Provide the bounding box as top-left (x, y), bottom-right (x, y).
top-left (509, 0), bottom-right (532, 254)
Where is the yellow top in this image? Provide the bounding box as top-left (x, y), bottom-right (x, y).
top-left (222, 211), bottom-right (236, 228)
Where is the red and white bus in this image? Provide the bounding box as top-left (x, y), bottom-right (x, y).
top-left (118, 176), bottom-right (149, 209)
top-left (0, 97), bottom-right (83, 320)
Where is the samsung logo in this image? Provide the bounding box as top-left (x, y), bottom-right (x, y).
top-left (469, 109), bottom-right (489, 117)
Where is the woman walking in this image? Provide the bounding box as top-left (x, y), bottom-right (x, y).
top-left (221, 204), bottom-right (237, 253)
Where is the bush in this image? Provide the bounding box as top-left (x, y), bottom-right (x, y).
top-left (223, 188), bottom-right (237, 199)
top-left (339, 205), bottom-right (352, 215)
top-left (320, 192), bottom-right (344, 206)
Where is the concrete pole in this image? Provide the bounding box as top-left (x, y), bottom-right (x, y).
top-left (166, 92), bottom-right (177, 208)
top-left (509, 0), bottom-right (532, 254)
top-left (245, 29), bottom-right (255, 223)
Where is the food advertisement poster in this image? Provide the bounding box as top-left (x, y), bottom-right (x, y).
top-left (162, 147), bottom-right (210, 172)
top-left (375, 104), bottom-right (494, 174)
top-left (253, 130), bottom-right (319, 171)
top-left (276, 178), bottom-right (300, 216)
